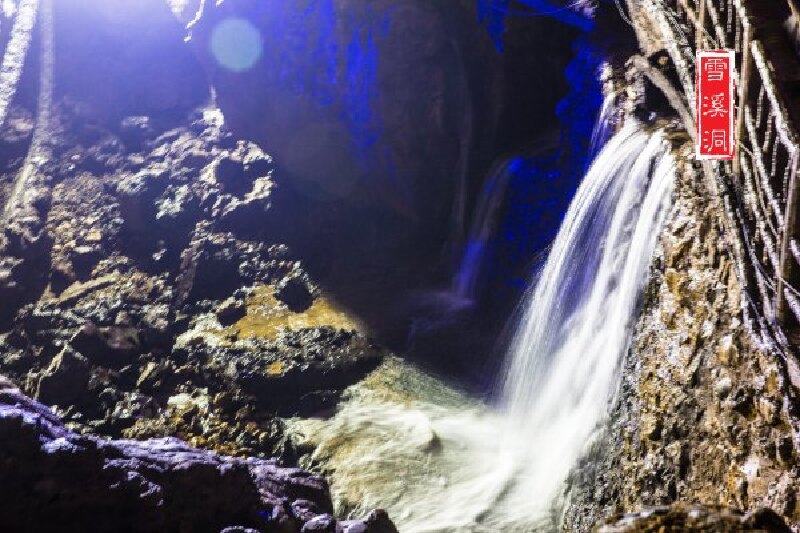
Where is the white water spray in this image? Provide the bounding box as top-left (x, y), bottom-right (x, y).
top-left (496, 123), bottom-right (675, 518)
top-left (291, 122), bottom-right (675, 532)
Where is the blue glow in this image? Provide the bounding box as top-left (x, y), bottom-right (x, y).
top-left (488, 38), bottom-right (604, 293)
top-left (477, 0), bottom-right (510, 51)
top-left (477, 0), bottom-right (593, 51)
top-left (557, 38), bottom-right (604, 177)
top-left (210, 18), bottom-right (263, 73)
top-left (515, 0), bottom-right (594, 32)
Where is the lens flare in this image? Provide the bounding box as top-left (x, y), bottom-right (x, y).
top-left (210, 17), bottom-right (262, 73)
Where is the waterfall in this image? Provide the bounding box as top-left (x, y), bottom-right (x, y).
top-left (1, 0), bottom-right (51, 228)
top-left (452, 91), bottom-right (618, 305)
top-left (0, 0), bottom-right (39, 129)
top-left (451, 157), bottom-right (518, 301)
top-left (497, 123), bottom-right (675, 514)
top-left (589, 92), bottom-right (617, 157)
top-left (290, 121), bottom-right (676, 532)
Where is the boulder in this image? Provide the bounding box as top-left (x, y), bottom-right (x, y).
top-left (0, 374), bottom-right (396, 532)
top-left (222, 327), bottom-right (385, 416)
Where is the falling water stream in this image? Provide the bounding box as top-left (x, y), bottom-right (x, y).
top-left (451, 157), bottom-right (519, 302)
top-left (290, 122), bottom-right (676, 532)
top-left (589, 92), bottom-right (618, 157)
top-left (0, 0), bottom-right (39, 128)
top-left (1, 0), bottom-right (52, 228)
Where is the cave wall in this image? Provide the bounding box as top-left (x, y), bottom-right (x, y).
top-left (184, 0), bottom-right (576, 259)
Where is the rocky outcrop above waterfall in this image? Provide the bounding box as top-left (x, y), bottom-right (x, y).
top-left (563, 141), bottom-right (800, 530)
top-left (0, 374), bottom-right (397, 533)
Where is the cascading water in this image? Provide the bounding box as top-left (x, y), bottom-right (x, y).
top-left (451, 157), bottom-right (519, 302)
top-left (495, 123), bottom-right (675, 522)
top-left (0, 0), bottom-right (39, 128)
top-left (589, 92), bottom-right (617, 157)
top-left (451, 90), bottom-right (618, 307)
top-left (1, 0), bottom-right (52, 228)
top-left (290, 121), bottom-right (675, 532)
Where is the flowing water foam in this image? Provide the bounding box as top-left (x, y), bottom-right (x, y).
top-left (290, 123), bottom-right (675, 532)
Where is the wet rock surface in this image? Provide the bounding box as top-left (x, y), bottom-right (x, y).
top-left (564, 144), bottom-right (800, 530)
top-left (596, 505), bottom-right (790, 532)
top-left (0, 374), bottom-right (397, 533)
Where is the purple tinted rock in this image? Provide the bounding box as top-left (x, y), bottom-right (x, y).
top-left (0, 374), bottom-right (396, 533)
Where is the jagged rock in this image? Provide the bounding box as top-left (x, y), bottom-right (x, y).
top-left (176, 224), bottom-right (291, 304)
top-left (0, 223), bottom-right (53, 326)
top-left (34, 347), bottom-right (90, 407)
top-left (222, 327), bottom-right (384, 416)
top-left (0, 375), bottom-right (395, 532)
top-left (0, 38), bottom-right (402, 526)
top-left (596, 505), bottom-right (791, 532)
top-left (563, 146), bottom-right (800, 530)
top-left (69, 322), bottom-right (141, 368)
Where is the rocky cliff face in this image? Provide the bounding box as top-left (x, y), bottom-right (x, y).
top-left (563, 139), bottom-right (800, 530)
top-left (2, 93), bottom-right (401, 443)
top-left (0, 93), bottom-right (397, 529)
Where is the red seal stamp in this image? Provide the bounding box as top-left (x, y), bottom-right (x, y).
top-left (696, 50), bottom-right (736, 160)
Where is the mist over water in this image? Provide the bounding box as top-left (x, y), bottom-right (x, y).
top-left (291, 123), bottom-right (675, 532)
